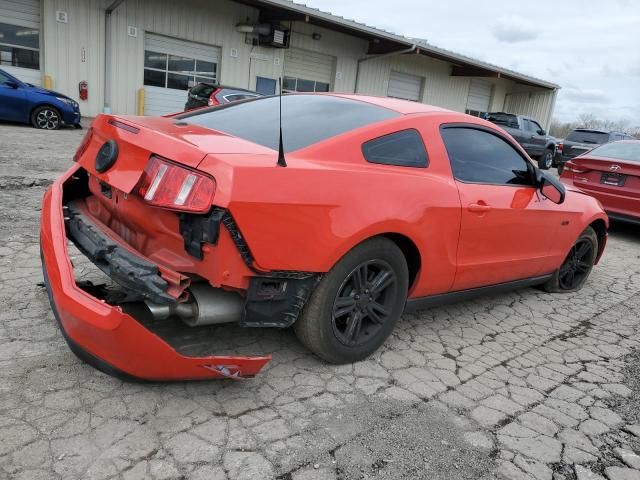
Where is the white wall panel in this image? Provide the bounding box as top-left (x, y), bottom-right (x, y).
top-left (42, 0), bottom-right (106, 117)
top-left (505, 86), bottom-right (556, 130)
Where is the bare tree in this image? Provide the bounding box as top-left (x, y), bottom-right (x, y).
top-left (550, 113), bottom-right (639, 140)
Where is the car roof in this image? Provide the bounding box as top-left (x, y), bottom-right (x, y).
top-left (324, 93), bottom-right (454, 115)
top-left (571, 128), bottom-right (623, 135)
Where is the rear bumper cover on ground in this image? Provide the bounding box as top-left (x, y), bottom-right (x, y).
top-left (39, 167), bottom-right (271, 380)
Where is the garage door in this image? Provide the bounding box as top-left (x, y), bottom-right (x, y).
top-left (283, 48), bottom-right (334, 92)
top-left (0, 0), bottom-right (41, 85)
top-left (466, 79), bottom-right (493, 114)
top-left (143, 33), bottom-right (220, 116)
top-left (387, 71), bottom-right (423, 102)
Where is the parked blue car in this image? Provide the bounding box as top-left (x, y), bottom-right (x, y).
top-left (0, 68), bottom-right (81, 130)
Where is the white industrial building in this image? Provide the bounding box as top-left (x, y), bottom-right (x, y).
top-left (1, 0), bottom-right (560, 126)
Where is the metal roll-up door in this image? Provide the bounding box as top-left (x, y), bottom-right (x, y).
top-left (143, 33), bottom-right (221, 116)
top-left (0, 0), bottom-right (41, 85)
top-left (283, 48), bottom-right (334, 92)
top-left (466, 79), bottom-right (493, 113)
top-left (387, 71), bottom-right (423, 102)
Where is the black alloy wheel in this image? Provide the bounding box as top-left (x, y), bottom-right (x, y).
top-left (331, 260), bottom-right (398, 347)
top-left (294, 237), bottom-right (408, 364)
top-left (558, 238), bottom-right (595, 290)
top-left (542, 226), bottom-right (598, 293)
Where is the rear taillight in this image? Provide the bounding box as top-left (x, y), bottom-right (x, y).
top-left (73, 127), bottom-right (93, 162)
top-left (556, 142), bottom-right (563, 154)
top-left (136, 155), bottom-right (215, 213)
top-left (564, 161), bottom-right (587, 174)
top-left (207, 88), bottom-right (221, 106)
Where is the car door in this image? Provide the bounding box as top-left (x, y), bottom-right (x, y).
top-left (518, 118), bottom-right (535, 155)
top-left (0, 70), bottom-right (27, 122)
top-left (528, 119), bottom-right (547, 157)
top-left (440, 125), bottom-right (560, 291)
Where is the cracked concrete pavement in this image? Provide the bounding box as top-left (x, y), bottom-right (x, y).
top-left (1, 121), bottom-right (640, 480)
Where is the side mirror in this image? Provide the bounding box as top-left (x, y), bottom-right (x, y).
top-left (4, 81), bottom-right (19, 89)
top-left (536, 170), bottom-right (565, 204)
top-left (537, 129), bottom-right (546, 136)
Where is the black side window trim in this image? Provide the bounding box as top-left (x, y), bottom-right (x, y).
top-left (439, 123), bottom-right (536, 187)
top-left (361, 128), bottom-right (429, 168)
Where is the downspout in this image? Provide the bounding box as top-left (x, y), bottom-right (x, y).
top-left (354, 44), bottom-right (417, 93)
top-left (103, 0), bottom-right (126, 113)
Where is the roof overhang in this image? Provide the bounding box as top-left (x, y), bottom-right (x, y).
top-left (235, 0), bottom-right (560, 90)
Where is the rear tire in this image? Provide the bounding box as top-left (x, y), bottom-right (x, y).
top-left (31, 105), bottom-right (61, 130)
top-left (294, 237), bottom-right (408, 364)
top-left (542, 226), bottom-right (598, 293)
top-left (538, 149), bottom-right (554, 170)
top-left (557, 163), bottom-right (565, 175)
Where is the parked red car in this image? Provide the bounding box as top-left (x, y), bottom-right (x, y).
top-left (560, 140), bottom-right (640, 224)
top-left (40, 94), bottom-right (608, 380)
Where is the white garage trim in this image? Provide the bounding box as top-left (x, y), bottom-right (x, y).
top-left (0, 0), bottom-right (41, 85)
top-left (387, 71), bottom-right (423, 102)
top-left (466, 79), bottom-right (493, 114)
top-left (283, 48), bottom-right (335, 92)
top-left (143, 32), bottom-right (221, 116)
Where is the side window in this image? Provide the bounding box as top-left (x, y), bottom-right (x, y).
top-left (362, 129), bottom-right (428, 168)
top-left (530, 120), bottom-right (543, 133)
top-left (441, 127), bottom-right (533, 185)
top-left (0, 71), bottom-right (11, 84)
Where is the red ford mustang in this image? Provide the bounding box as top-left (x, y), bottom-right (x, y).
top-left (560, 140), bottom-right (640, 224)
top-left (40, 94), bottom-right (608, 380)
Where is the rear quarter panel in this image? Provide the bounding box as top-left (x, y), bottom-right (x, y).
top-left (200, 114), bottom-right (462, 297)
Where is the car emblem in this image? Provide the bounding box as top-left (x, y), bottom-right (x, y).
top-left (609, 165), bottom-right (621, 171)
top-left (95, 140), bottom-right (118, 173)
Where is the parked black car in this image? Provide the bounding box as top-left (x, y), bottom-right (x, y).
top-left (555, 129), bottom-right (634, 173)
top-left (184, 83), bottom-right (262, 110)
top-left (485, 112), bottom-right (557, 169)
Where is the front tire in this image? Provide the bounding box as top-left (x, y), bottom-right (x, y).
top-left (538, 149), bottom-right (554, 170)
top-left (31, 106), bottom-right (61, 130)
top-left (294, 237), bottom-right (408, 364)
top-left (542, 226), bottom-right (598, 293)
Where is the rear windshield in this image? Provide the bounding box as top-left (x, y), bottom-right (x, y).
top-left (566, 130), bottom-right (609, 144)
top-left (176, 94), bottom-right (400, 152)
top-left (190, 83), bottom-right (216, 98)
top-left (587, 142), bottom-right (640, 162)
top-left (485, 113), bottom-right (518, 128)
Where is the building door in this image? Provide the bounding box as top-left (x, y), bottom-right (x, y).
top-left (256, 76), bottom-right (276, 95)
top-left (387, 71), bottom-right (423, 101)
top-left (283, 48), bottom-right (334, 92)
top-left (0, 0), bottom-right (41, 85)
top-left (465, 79), bottom-right (493, 116)
top-left (143, 33), bottom-right (220, 116)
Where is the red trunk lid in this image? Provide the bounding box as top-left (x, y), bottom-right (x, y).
top-left (567, 155), bottom-right (640, 200)
top-left (76, 114), bottom-right (274, 194)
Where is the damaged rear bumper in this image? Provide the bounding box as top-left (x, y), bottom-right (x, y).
top-left (40, 166), bottom-right (271, 380)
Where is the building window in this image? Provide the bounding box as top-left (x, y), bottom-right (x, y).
top-left (282, 76), bottom-right (330, 93)
top-left (143, 50), bottom-right (216, 90)
top-left (0, 22), bottom-right (40, 70)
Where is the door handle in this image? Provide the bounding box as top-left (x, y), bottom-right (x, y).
top-left (467, 202), bottom-right (492, 213)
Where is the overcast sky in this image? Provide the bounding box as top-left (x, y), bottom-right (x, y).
top-left (304, 0), bottom-right (640, 126)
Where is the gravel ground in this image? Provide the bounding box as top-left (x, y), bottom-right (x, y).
top-left (1, 121), bottom-right (640, 480)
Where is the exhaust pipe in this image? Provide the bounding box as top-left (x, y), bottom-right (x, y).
top-left (145, 284), bottom-right (244, 326)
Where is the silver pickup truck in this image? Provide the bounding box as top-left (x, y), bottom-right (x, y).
top-left (485, 112), bottom-right (557, 170)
